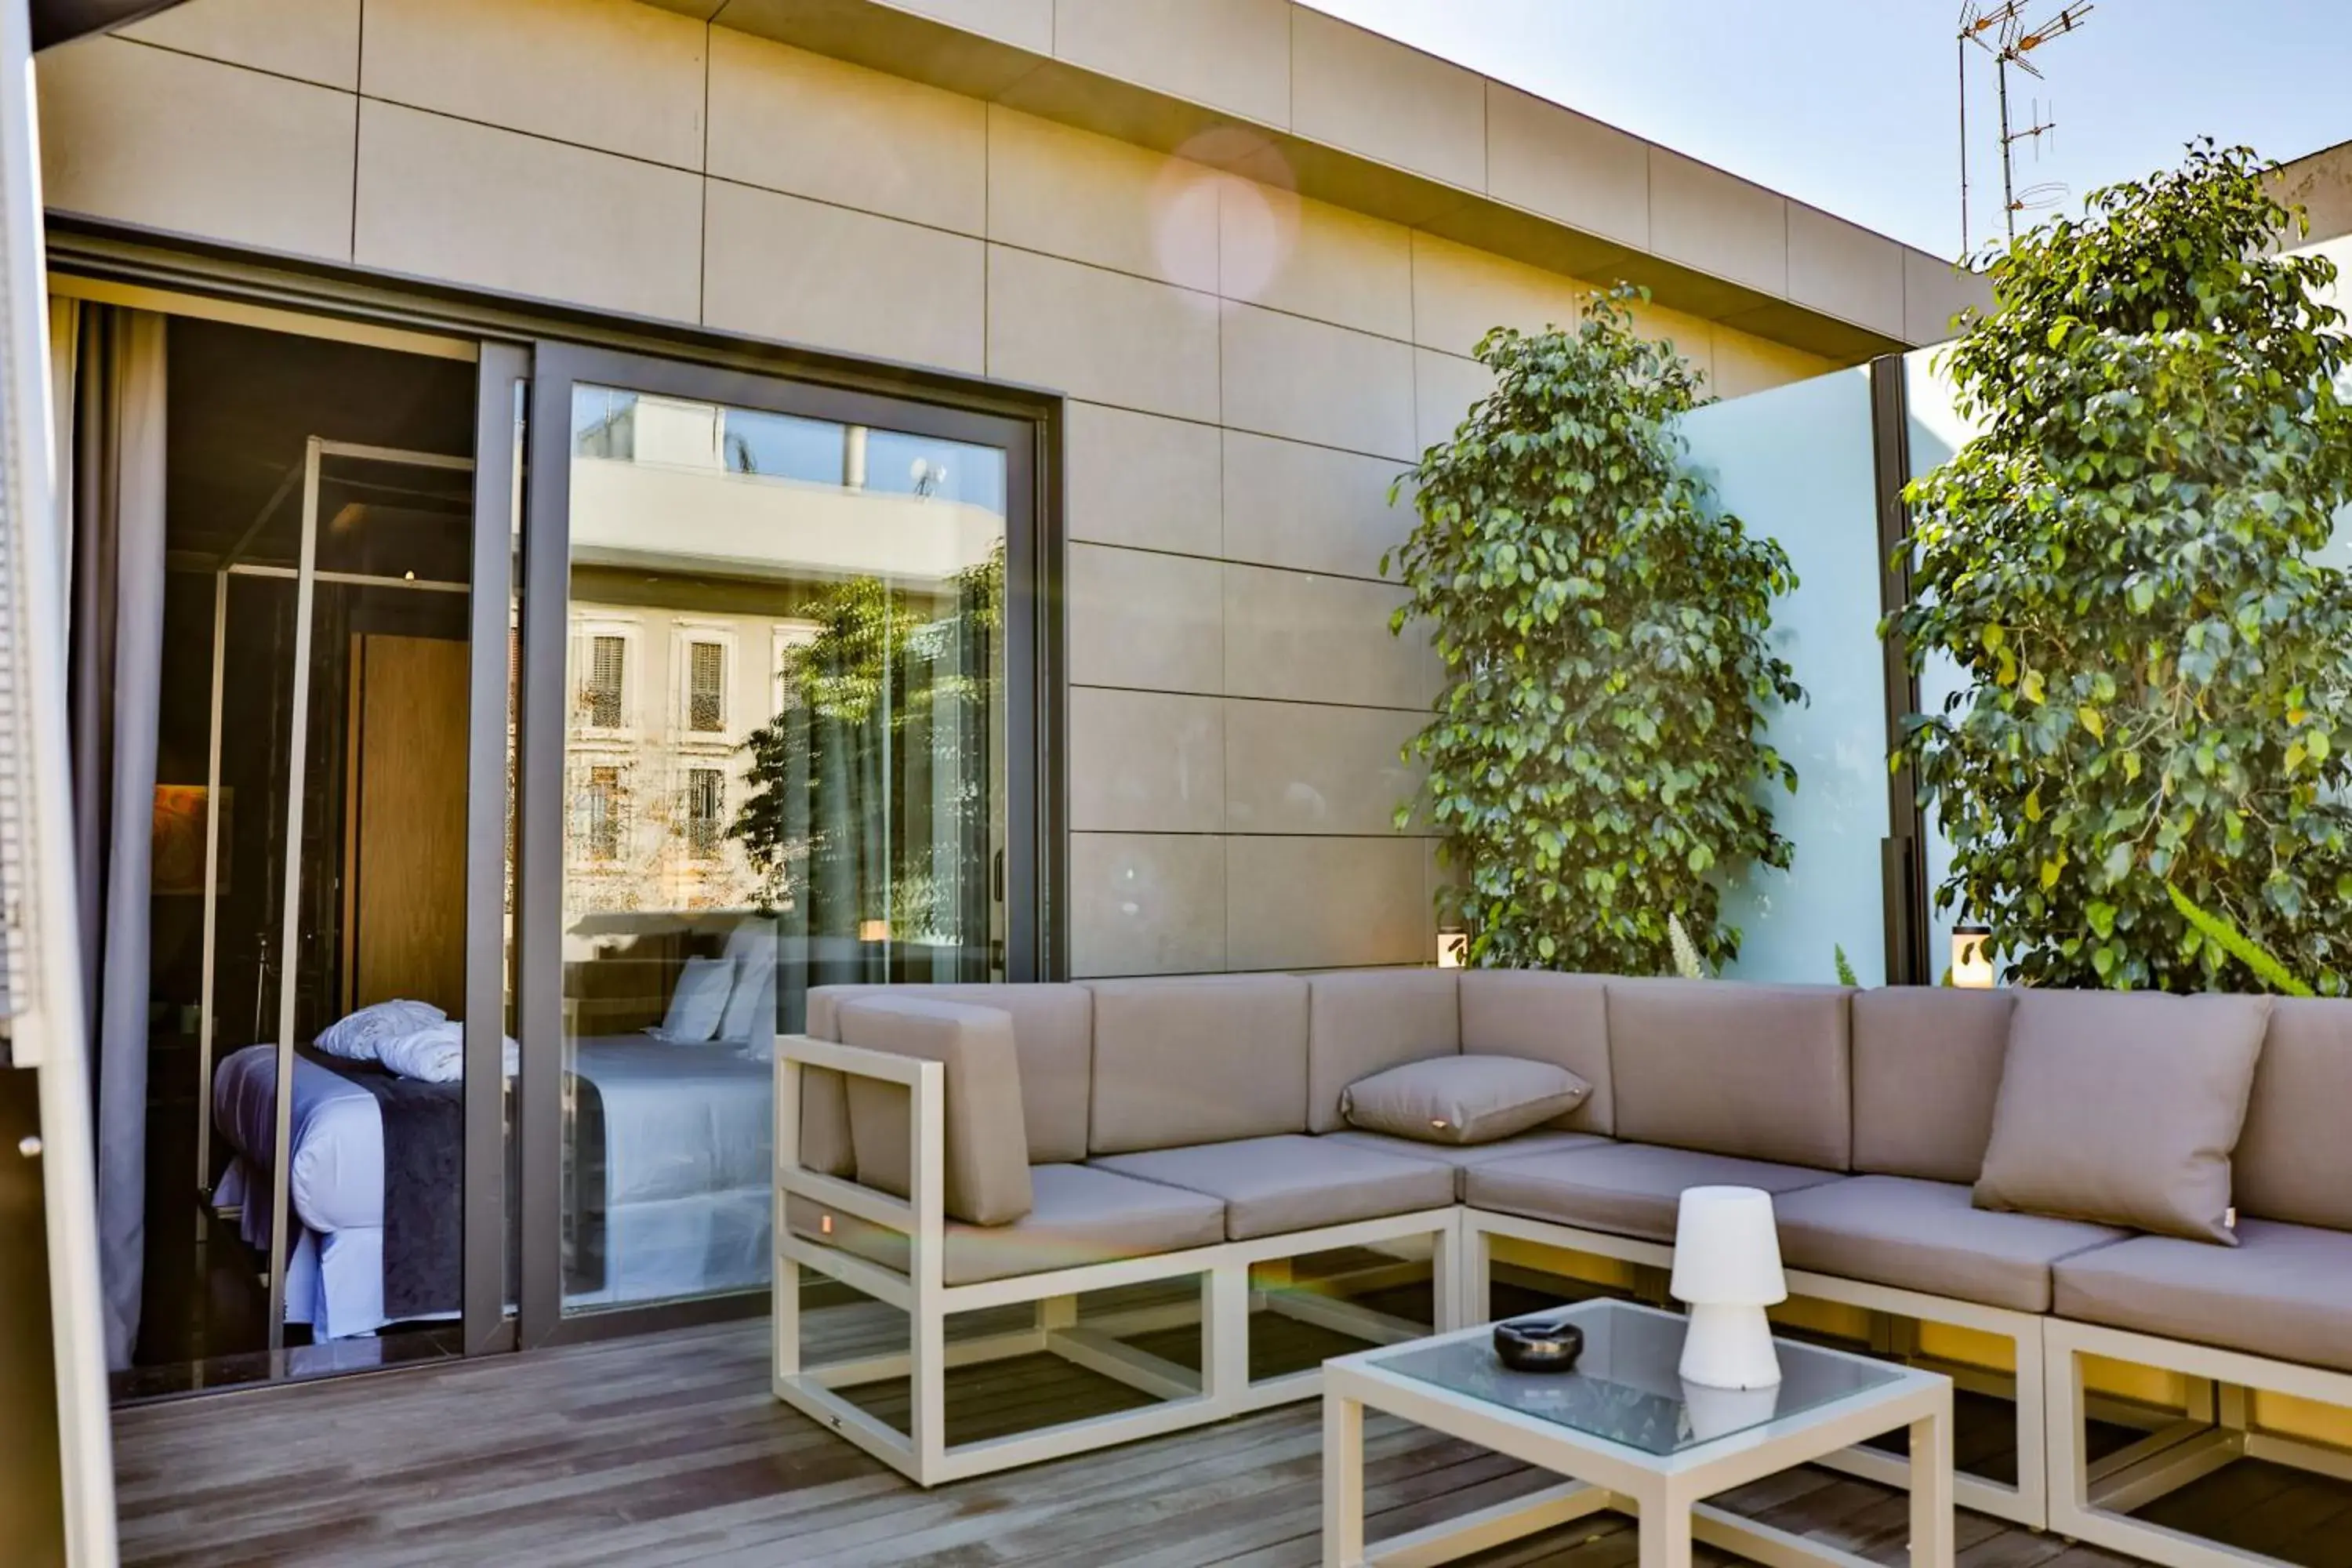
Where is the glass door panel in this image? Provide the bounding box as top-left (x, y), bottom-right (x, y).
top-left (552, 379), bottom-right (1010, 1316)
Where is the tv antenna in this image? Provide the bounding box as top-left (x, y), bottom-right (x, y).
top-left (1958, 1), bottom-right (2095, 249)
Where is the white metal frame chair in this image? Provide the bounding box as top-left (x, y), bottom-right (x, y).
top-left (772, 1037), bottom-right (1465, 1485)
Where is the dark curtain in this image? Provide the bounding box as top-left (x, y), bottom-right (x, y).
top-left (63, 304), bottom-right (167, 1370)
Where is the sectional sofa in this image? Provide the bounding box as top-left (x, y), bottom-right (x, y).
top-left (771, 968), bottom-right (2350, 1568)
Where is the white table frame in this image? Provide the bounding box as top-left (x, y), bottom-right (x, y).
top-left (1321, 1302), bottom-right (1955, 1568)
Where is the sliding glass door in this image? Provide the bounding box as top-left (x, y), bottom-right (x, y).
top-left (515, 346), bottom-right (1046, 1343)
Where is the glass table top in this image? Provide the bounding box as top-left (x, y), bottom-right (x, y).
top-left (1370, 1300), bottom-right (1904, 1456)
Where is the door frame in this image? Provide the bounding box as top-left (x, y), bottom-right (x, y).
top-left (514, 340), bottom-right (1056, 1348)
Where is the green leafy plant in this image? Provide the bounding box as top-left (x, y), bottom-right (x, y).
top-left (1891, 142), bottom-right (2352, 993)
top-left (1668, 914), bottom-right (1708, 979)
top-left (1386, 285), bottom-right (1803, 975)
top-left (1834, 945), bottom-right (1859, 987)
top-left (2165, 884), bottom-right (2314, 997)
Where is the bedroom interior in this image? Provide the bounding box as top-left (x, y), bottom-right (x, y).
top-left (60, 292), bottom-right (1030, 1406)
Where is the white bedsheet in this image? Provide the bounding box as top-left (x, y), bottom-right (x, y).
top-left (212, 1038), bottom-right (775, 1335)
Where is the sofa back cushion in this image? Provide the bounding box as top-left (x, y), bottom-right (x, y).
top-left (1850, 986), bottom-right (2017, 1184)
top-left (808, 982), bottom-right (1094, 1166)
top-left (1305, 969), bottom-right (1459, 1133)
top-left (1457, 970), bottom-right (1613, 1134)
top-left (837, 995), bottom-right (1034, 1227)
top-left (1087, 974), bottom-right (1310, 1155)
top-left (2233, 997), bottom-right (2352, 1231)
top-left (1604, 978), bottom-right (1853, 1170)
top-left (1973, 989), bottom-right (2270, 1245)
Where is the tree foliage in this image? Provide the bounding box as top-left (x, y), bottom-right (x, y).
top-left (1386, 286), bottom-right (1802, 975)
top-left (1893, 141), bottom-right (2352, 992)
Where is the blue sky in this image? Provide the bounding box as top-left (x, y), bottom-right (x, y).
top-left (1308, 2), bottom-right (2352, 260)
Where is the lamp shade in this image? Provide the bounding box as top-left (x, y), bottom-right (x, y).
top-left (1668, 1186), bottom-right (1786, 1306)
top-left (1951, 924), bottom-right (1994, 989)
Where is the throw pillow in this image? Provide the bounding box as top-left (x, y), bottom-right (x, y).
top-left (1341, 1054), bottom-right (1592, 1146)
top-left (654, 955), bottom-right (735, 1044)
top-left (1973, 989), bottom-right (2270, 1244)
top-left (314, 998), bottom-right (446, 1062)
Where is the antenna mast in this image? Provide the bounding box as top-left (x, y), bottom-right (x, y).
top-left (1958, 1), bottom-right (2094, 245)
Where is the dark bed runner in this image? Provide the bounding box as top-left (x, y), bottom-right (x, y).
top-left (303, 1049), bottom-right (463, 1321)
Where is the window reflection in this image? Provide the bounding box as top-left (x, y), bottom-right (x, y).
top-left (558, 386), bottom-right (1007, 1313)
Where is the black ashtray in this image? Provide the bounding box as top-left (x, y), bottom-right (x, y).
top-left (1494, 1316), bottom-right (1584, 1374)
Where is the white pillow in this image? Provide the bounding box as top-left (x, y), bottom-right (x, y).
top-left (718, 920), bottom-right (778, 1045)
top-left (655, 955), bottom-right (735, 1044)
top-left (314, 998), bottom-right (446, 1062)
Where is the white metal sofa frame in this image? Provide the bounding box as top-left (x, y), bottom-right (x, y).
top-left (773, 1036), bottom-right (1466, 1486)
top-left (778, 1049), bottom-right (2352, 1565)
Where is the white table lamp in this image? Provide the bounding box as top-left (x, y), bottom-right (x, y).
top-left (1670, 1185), bottom-right (1787, 1390)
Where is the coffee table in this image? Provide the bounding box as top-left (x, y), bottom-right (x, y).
top-left (1321, 1298), bottom-right (1954, 1568)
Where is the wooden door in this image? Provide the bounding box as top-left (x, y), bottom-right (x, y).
top-left (349, 634), bottom-right (468, 1014)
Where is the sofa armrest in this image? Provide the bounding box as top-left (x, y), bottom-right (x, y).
top-left (776, 1035), bottom-right (945, 1243)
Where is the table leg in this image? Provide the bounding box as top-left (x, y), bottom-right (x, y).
top-left (1910, 1396), bottom-right (1956, 1568)
top-left (1324, 1391), bottom-right (1364, 1568)
top-left (1639, 1497), bottom-right (1692, 1568)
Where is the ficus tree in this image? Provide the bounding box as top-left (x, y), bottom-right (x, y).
top-left (1893, 140), bottom-right (2352, 992)
top-left (1385, 285), bottom-right (1803, 975)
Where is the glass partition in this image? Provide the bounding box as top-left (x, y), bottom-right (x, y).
top-left (555, 382), bottom-right (1010, 1315)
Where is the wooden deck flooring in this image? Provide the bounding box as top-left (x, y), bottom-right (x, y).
top-left (113, 1312), bottom-right (2352, 1568)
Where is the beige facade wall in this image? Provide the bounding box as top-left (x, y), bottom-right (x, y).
top-left (38, 0), bottom-right (1842, 978)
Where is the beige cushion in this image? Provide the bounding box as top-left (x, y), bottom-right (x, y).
top-left (1850, 986), bottom-right (2017, 1185)
top-left (1305, 969), bottom-right (1460, 1133)
top-left (786, 1163), bottom-right (1226, 1286)
top-left (1973, 990), bottom-right (2270, 1244)
top-left (2054, 1220), bottom-right (2352, 1374)
top-left (1090, 1134), bottom-right (1455, 1240)
top-left (1604, 978), bottom-right (1853, 1170)
top-left (808, 982), bottom-right (1094, 1165)
top-left (1463, 1142), bottom-right (1842, 1243)
top-left (2234, 997), bottom-right (2352, 1231)
top-left (1319, 1128), bottom-right (1610, 1200)
top-left (1775, 1174), bottom-right (2126, 1313)
top-left (1457, 970), bottom-right (1613, 1133)
top-left (1341, 1055), bottom-right (1589, 1145)
top-left (837, 996), bottom-right (1033, 1227)
top-left (1085, 974), bottom-right (1309, 1155)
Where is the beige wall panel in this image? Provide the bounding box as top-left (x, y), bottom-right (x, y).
top-left (1219, 181), bottom-right (1412, 341)
top-left (879, 0), bottom-right (1054, 53)
top-left (1290, 9), bottom-right (1484, 192)
top-left (1409, 231), bottom-right (1590, 356)
top-left (1070, 833), bottom-right (1227, 977)
top-left (1484, 83), bottom-right (1648, 249)
top-left (1069, 688), bottom-right (1226, 833)
top-left (1066, 543), bottom-right (1223, 695)
top-left (354, 100), bottom-right (702, 321)
top-left (361, 0), bottom-right (706, 169)
top-left (1904, 249), bottom-right (1990, 345)
top-left (987, 246), bottom-right (1221, 422)
top-left (988, 107), bottom-right (1219, 291)
top-left (1067, 403), bottom-right (1222, 557)
top-left (1787, 204), bottom-right (1905, 340)
top-left (1221, 430), bottom-right (1409, 581)
top-left (707, 31), bottom-right (986, 234)
top-left (121, 0), bottom-right (360, 89)
top-left (1220, 301), bottom-right (1415, 460)
top-left (1051, 0), bottom-right (1290, 127)
top-left (1225, 835), bottom-right (1428, 971)
top-left (1649, 147), bottom-right (1789, 297)
top-left (1225, 699), bottom-right (1425, 837)
top-left (37, 39), bottom-right (357, 263)
top-left (1224, 564), bottom-right (1434, 710)
top-left (1413, 348), bottom-right (1493, 453)
top-left (703, 180), bottom-right (986, 372)
top-left (1710, 327), bottom-right (1833, 402)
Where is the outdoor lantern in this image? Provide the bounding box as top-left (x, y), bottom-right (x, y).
top-left (1436, 924), bottom-right (1467, 968)
top-left (858, 918), bottom-right (889, 944)
top-left (1670, 1185), bottom-right (1787, 1390)
top-left (1951, 924), bottom-right (1994, 989)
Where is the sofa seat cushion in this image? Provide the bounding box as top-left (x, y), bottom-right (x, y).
top-left (1463, 1142), bottom-right (1842, 1243)
top-left (1775, 1175), bottom-right (2127, 1313)
top-left (2053, 1219), bottom-right (2352, 1374)
top-left (1091, 1135), bottom-right (1456, 1241)
top-left (1320, 1129), bottom-right (1612, 1200)
top-left (786, 1163), bottom-right (1226, 1287)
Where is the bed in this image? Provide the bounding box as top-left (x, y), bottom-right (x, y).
top-left (212, 1036), bottom-right (775, 1338)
